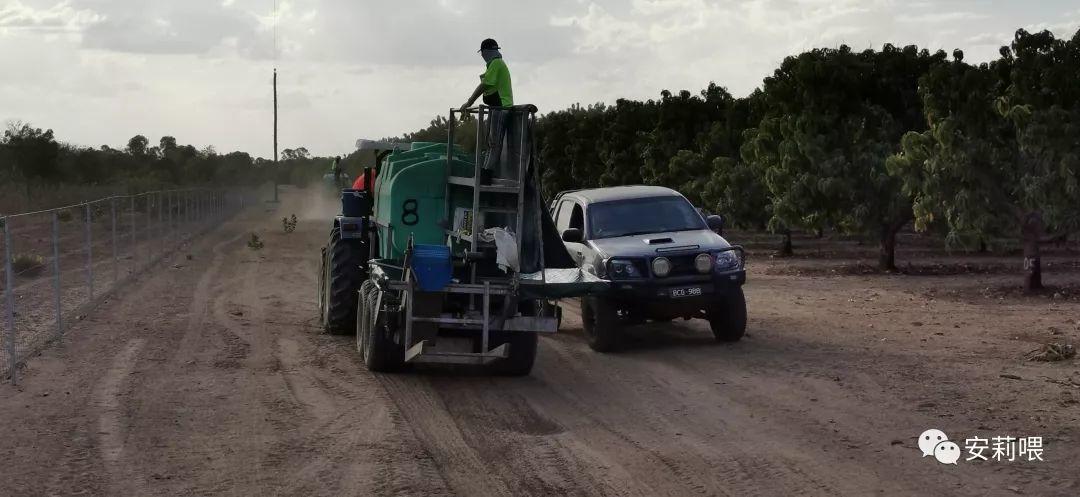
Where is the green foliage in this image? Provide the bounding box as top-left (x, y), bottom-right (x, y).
top-left (282, 214), bottom-right (297, 233)
top-left (0, 125), bottom-right (333, 195)
top-left (247, 233), bottom-right (264, 251)
top-left (743, 45), bottom-right (945, 255)
top-left (890, 29), bottom-right (1080, 248)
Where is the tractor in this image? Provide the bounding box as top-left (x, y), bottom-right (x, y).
top-left (317, 106), bottom-right (607, 375)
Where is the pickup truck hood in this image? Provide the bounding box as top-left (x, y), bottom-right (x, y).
top-left (589, 229), bottom-right (731, 259)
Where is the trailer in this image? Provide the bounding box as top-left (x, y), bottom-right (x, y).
top-left (318, 105), bottom-right (606, 375)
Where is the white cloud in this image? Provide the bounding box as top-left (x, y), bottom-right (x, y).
top-left (0, 1), bottom-right (103, 32)
top-left (896, 12), bottom-right (987, 24)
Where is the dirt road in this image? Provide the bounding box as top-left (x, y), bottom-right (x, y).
top-left (2, 192), bottom-right (1078, 496)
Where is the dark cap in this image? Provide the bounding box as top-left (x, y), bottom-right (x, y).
top-left (478, 38), bottom-right (500, 52)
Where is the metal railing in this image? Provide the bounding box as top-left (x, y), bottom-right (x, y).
top-left (1, 188), bottom-right (248, 384)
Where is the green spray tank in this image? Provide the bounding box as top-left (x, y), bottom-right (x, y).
top-left (372, 142), bottom-right (474, 260)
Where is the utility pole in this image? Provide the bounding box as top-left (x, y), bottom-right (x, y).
top-left (271, 67), bottom-right (280, 203)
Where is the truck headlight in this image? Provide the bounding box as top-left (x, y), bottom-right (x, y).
top-left (694, 253), bottom-right (713, 273)
top-left (652, 257), bottom-right (672, 278)
top-left (714, 250), bottom-right (741, 271)
top-left (608, 259), bottom-right (642, 279)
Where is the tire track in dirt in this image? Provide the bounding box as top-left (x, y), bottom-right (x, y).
top-left (94, 338), bottom-right (148, 496)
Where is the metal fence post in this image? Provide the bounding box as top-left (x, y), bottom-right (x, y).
top-left (167, 192), bottom-right (173, 251)
top-left (184, 191), bottom-right (190, 239)
top-left (85, 204), bottom-right (93, 302)
top-left (130, 196), bottom-right (135, 274)
top-left (4, 219), bottom-right (18, 384)
top-left (53, 212), bottom-right (62, 340)
top-left (111, 199), bottom-right (118, 284)
top-left (146, 196), bottom-right (151, 268)
top-left (158, 192), bottom-right (164, 257)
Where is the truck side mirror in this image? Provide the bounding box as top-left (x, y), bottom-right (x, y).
top-left (562, 228), bottom-right (584, 243)
top-left (706, 215), bottom-right (724, 235)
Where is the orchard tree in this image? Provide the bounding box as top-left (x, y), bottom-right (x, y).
top-left (890, 30), bottom-right (1080, 290)
top-left (743, 45), bottom-right (944, 269)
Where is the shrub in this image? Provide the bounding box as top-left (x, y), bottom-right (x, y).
top-left (247, 233), bottom-right (264, 250)
top-left (282, 214), bottom-right (297, 233)
top-left (12, 254), bottom-right (46, 278)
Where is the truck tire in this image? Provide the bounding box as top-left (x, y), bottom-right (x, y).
top-left (581, 296), bottom-right (620, 352)
top-left (323, 228), bottom-right (364, 335)
top-left (358, 282), bottom-right (404, 372)
top-left (708, 287), bottom-right (747, 342)
top-left (491, 331), bottom-right (538, 376)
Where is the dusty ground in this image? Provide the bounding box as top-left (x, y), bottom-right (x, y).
top-left (1, 189), bottom-right (1078, 497)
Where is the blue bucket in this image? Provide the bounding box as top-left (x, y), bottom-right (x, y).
top-left (411, 244), bottom-right (453, 291)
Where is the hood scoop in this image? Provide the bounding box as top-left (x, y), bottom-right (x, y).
top-left (656, 244), bottom-right (700, 254)
top-left (645, 237), bottom-right (674, 245)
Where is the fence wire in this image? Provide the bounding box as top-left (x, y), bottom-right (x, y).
top-left (1, 188), bottom-right (249, 384)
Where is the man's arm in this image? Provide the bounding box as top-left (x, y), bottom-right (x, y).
top-left (460, 83), bottom-right (484, 113)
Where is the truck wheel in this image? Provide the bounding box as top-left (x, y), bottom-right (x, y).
top-left (324, 228), bottom-right (365, 335)
top-left (581, 296), bottom-right (619, 352)
top-left (359, 283), bottom-right (404, 372)
top-left (491, 331), bottom-right (538, 376)
top-left (708, 287), bottom-right (747, 342)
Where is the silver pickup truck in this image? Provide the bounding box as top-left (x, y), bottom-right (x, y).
top-left (550, 186), bottom-right (747, 351)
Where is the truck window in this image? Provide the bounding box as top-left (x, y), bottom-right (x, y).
top-left (555, 200), bottom-right (575, 232)
top-left (569, 204), bottom-right (584, 232)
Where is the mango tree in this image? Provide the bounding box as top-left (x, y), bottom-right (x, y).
top-left (890, 30), bottom-right (1080, 290)
top-left (743, 45), bottom-right (943, 269)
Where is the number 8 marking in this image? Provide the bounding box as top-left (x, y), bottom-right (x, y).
top-left (402, 199), bottom-right (419, 226)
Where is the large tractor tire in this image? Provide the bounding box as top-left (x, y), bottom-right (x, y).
top-left (581, 296), bottom-right (620, 352)
top-left (321, 228), bottom-right (365, 335)
top-left (708, 287), bottom-right (747, 342)
top-left (357, 280), bottom-right (404, 372)
top-left (491, 331), bottom-right (538, 376)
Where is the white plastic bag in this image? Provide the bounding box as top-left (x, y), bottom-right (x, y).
top-left (481, 227), bottom-right (519, 273)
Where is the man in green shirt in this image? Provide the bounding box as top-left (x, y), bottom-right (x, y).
top-left (461, 38), bottom-right (515, 183)
top-left (460, 38), bottom-right (513, 111)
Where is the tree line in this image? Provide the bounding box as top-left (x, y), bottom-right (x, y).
top-left (0, 125), bottom-right (347, 198)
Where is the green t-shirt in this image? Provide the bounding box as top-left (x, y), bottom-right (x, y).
top-left (481, 58), bottom-right (514, 107)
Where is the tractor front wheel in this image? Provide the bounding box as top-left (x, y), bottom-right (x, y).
top-left (323, 228), bottom-right (365, 335)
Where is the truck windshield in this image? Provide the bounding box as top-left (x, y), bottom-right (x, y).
top-left (588, 196), bottom-right (706, 239)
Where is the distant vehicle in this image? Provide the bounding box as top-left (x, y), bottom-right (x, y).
top-left (550, 186), bottom-right (747, 351)
top-left (321, 172), bottom-right (351, 195)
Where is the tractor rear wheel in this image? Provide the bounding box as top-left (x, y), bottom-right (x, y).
top-left (358, 281), bottom-right (404, 372)
top-left (323, 228), bottom-right (365, 335)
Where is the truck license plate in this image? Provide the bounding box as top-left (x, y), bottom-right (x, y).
top-left (670, 286), bottom-right (702, 298)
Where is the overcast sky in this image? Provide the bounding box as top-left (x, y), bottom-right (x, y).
top-left (2, 0), bottom-right (1078, 158)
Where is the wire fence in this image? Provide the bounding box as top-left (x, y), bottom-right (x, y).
top-left (1, 188), bottom-right (250, 384)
